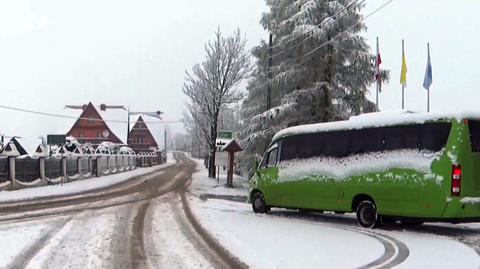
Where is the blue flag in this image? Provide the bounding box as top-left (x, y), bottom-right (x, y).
top-left (423, 44), bottom-right (433, 90)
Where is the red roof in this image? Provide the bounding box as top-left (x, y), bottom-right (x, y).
top-left (66, 102), bottom-right (123, 145)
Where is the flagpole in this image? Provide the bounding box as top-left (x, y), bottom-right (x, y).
top-left (427, 43), bottom-right (430, 112)
top-left (402, 39), bottom-right (405, 110)
top-left (376, 37), bottom-right (379, 109)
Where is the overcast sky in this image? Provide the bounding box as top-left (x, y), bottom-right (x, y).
top-left (0, 0), bottom-right (479, 152)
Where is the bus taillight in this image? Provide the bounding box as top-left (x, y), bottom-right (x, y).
top-left (452, 165), bottom-right (462, 197)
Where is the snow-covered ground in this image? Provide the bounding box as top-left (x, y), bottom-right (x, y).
top-left (189, 159), bottom-right (249, 198)
top-left (0, 153), bottom-right (175, 203)
top-left (187, 158), bottom-right (480, 269)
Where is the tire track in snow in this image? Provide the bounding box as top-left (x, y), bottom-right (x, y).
top-left (268, 211), bottom-right (410, 269)
top-left (170, 194), bottom-right (224, 268)
top-left (4, 218), bottom-right (72, 269)
top-left (130, 201), bottom-right (150, 269)
top-left (381, 223), bottom-right (480, 257)
top-left (350, 228), bottom-right (409, 269)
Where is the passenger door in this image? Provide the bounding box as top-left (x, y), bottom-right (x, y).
top-left (258, 145), bottom-right (281, 205)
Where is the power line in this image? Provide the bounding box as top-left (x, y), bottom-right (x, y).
top-left (268, 0), bottom-right (395, 63)
top-left (303, 0), bottom-right (396, 59)
top-left (270, 0), bottom-right (364, 50)
top-left (268, 0), bottom-right (366, 60)
top-left (0, 105), bottom-right (182, 124)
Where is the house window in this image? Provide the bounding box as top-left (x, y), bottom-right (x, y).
top-left (79, 131), bottom-right (85, 138)
top-left (88, 117), bottom-right (95, 124)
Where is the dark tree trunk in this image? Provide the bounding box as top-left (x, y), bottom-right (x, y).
top-left (208, 119), bottom-right (218, 178)
top-left (208, 148), bottom-right (216, 178)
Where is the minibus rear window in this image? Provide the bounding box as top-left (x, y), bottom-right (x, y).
top-left (468, 120), bottom-right (480, 152)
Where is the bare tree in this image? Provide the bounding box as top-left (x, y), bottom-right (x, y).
top-left (183, 102), bottom-right (209, 159)
top-left (183, 28), bottom-right (250, 178)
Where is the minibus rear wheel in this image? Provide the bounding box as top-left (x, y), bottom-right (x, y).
top-left (356, 200), bottom-right (379, 228)
top-left (252, 192), bottom-right (270, 214)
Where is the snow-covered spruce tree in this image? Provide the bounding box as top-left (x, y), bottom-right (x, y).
top-left (237, 42), bottom-right (281, 177)
top-left (239, 0), bottom-right (388, 175)
top-left (183, 28), bottom-right (250, 178)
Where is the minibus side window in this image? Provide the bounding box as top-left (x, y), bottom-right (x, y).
top-left (468, 120), bottom-right (480, 152)
top-left (266, 148), bottom-right (279, 168)
top-left (420, 122), bottom-right (451, 151)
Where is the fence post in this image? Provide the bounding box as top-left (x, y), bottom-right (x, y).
top-left (33, 144), bottom-right (49, 184)
top-left (58, 146), bottom-right (69, 184)
top-left (1, 142), bottom-right (21, 190)
top-left (8, 156), bottom-right (16, 190)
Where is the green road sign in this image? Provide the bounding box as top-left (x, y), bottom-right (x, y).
top-left (218, 131), bottom-right (233, 139)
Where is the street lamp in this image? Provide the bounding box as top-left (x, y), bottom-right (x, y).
top-left (126, 109), bottom-right (163, 144)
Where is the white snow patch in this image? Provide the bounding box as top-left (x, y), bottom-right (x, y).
top-left (273, 110), bottom-right (480, 142)
top-left (278, 149), bottom-right (442, 181)
top-left (460, 197), bottom-right (480, 205)
top-left (391, 230), bottom-right (480, 269)
top-left (447, 151), bottom-right (459, 164)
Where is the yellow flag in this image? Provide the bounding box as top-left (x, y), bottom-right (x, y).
top-left (400, 53), bottom-right (407, 87)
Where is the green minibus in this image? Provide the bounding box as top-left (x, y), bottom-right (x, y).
top-left (249, 112), bottom-right (480, 228)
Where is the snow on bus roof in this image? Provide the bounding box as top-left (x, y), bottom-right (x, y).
top-left (272, 110), bottom-right (480, 142)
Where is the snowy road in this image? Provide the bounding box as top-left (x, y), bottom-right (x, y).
top-left (1, 153), bottom-right (480, 268)
top-left (0, 153), bottom-right (236, 269)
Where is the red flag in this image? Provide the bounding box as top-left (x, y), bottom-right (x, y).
top-left (375, 51), bottom-right (382, 90)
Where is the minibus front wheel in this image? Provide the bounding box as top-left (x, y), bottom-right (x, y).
top-left (356, 200), bottom-right (379, 228)
top-left (252, 192), bottom-right (270, 214)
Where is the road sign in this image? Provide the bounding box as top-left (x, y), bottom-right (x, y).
top-left (218, 131), bottom-right (233, 139)
top-left (215, 151), bottom-right (229, 167)
top-left (47, 134), bottom-right (66, 145)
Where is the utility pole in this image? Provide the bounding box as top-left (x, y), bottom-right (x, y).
top-left (164, 128), bottom-right (167, 153)
top-left (267, 33), bottom-right (273, 110)
top-left (265, 33), bottom-right (273, 153)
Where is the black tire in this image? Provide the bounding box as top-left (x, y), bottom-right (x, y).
top-left (252, 192), bottom-right (270, 214)
top-left (356, 200), bottom-right (379, 228)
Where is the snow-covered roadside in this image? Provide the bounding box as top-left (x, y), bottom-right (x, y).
top-left (392, 231), bottom-right (480, 269)
top-left (187, 158), bottom-right (385, 268)
top-left (187, 157), bottom-right (480, 269)
top-left (0, 152), bottom-right (175, 203)
top-left (189, 158), bottom-right (249, 198)
top-left (189, 198), bottom-right (384, 268)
